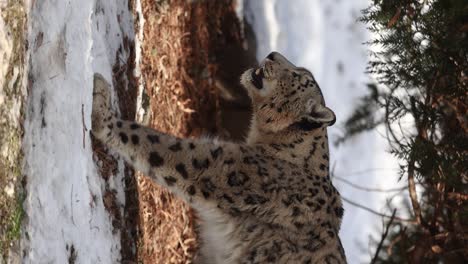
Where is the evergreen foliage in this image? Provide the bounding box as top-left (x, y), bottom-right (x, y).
top-left (344, 0), bottom-right (467, 262)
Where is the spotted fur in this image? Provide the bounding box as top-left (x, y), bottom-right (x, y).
top-left (91, 52), bottom-right (346, 264)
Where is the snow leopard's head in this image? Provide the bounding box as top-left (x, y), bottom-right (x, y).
top-left (241, 51), bottom-right (335, 133)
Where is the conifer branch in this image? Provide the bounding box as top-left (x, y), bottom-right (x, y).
top-left (371, 209), bottom-right (397, 264)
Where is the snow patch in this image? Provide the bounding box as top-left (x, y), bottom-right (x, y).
top-left (134, 0), bottom-right (146, 123)
top-left (22, 0), bottom-right (135, 263)
top-left (3, 182), bottom-right (14, 198)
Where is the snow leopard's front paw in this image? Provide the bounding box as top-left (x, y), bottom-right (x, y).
top-left (91, 73), bottom-right (113, 139)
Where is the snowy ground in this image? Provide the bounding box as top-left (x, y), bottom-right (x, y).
top-left (21, 0), bottom-right (135, 262)
top-left (244, 0), bottom-right (404, 263)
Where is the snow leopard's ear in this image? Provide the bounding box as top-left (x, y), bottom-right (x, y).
top-left (295, 100), bottom-right (336, 131)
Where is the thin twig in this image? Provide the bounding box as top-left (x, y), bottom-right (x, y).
top-left (432, 181), bottom-right (445, 232)
top-left (333, 175), bottom-right (408, 193)
top-left (407, 160), bottom-right (423, 226)
top-left (339, 167), bottom-right (399, 177)
top-left (447, 192), bottom-right (468, 203)
top-left (341, 196), bottom-right (414, 223)
top-left (82, 104), bottom-right (88, 149)
top-left (371, 209), bottom-right (397, 264)
top-left (387, 233), bottom-right (403, 256)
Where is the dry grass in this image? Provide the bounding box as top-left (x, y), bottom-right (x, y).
top-left (137, 176), bottom-right (197, 263)
top-left (141, 0), bottom-right (221, 138)
top-left (137, 0), bottom-right (244, 263)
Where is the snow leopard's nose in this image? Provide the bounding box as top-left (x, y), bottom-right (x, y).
top-left (265, 52), bottom-right (296, 69)
top-left (266, 52), bottom-right (277, 61)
